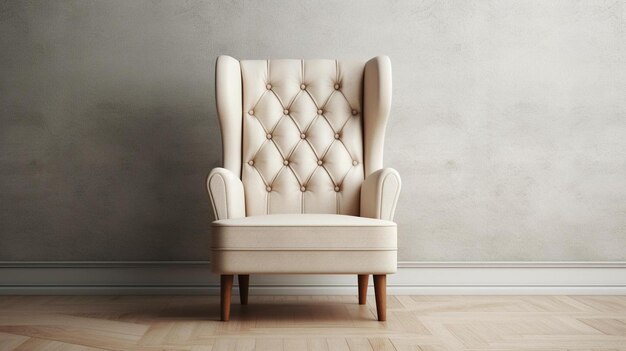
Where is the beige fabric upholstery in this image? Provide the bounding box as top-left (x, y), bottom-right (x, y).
top-left (361, 168), bottom-right (402, 221)
top-left (208, 55), bottom-right (400, 275)
top-left (211, 214), bottom-right (397, 274)
top-left (206, 167), bottom-right (245, 220)
top-left (215, 56), bottom-right (243, 176)
top-left (240, 59), bottom-right (366, 216)
top-left (363, 56), bottom-right (392, 177)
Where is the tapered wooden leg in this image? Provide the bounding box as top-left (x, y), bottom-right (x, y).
top-left (373, 274), bottom-right (387, 321)
top-left (238, 274), bottom-right (249, 305)
top-left (220, 275), bottom-right (233, 321)
top-left (358, 274), bottom-right (368, 305)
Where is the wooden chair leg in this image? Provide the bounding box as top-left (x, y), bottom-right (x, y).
top-left (220, 275), bottom-right (233, 321)
top-left (238, 274), bottom-right (249, 305)
top-left (358, 274), bottom-right (368, 305)
top-left (373, 274), bottom-right (387, 321)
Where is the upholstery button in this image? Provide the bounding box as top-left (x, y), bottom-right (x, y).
top-left (249, 110), bottom-right (254, 115)
top-left (248, 160), bottom-right (254, 166)
top-left (352, 160), bottom-right (358, 166)
top-left (317, 160), bottom-right (323, 166)
top-left (334, 133), bottom-right (340, 139)
top-left (283, 109), bottom-right (289, 115)
top-left (317, 109), bottom-right (323, 115)
top-left (300, 133), bottom-right (306, 139)
top-left (334, 83), bottom-right (340, 90)
top-left (266, 133), bottom-right (272, 139)
top-left (283, 160), bottom-right (289, 165)
top-left (351, 109), bottom-right (358, 116)
top-left (300, 186), bottom-right (306, 192)
top-left (266, 83), bottom-right (272, 90)
top-left (266, 186), bottom-right (272, 192)
top-left (300, 84), bottom-right (306, 90)
top-left (334, 186), bottom-right (340, 192)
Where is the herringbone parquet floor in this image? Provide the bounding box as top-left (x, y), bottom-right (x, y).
top-left (0, 295), bottom-right (625, 351)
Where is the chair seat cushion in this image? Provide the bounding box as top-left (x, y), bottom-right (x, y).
top-left (210, 214), bottom-right (397, 274)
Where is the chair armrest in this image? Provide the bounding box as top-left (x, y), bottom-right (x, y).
top-left (360, 168), bottom-right (401, 221)
top-left (206, 167), bottom-right (245, 220)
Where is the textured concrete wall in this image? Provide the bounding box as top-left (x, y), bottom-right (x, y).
top-left (1, 0), bottom-right (625, 261)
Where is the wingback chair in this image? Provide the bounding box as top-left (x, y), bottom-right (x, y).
top-left (207, 55), bottom-right (401, 321)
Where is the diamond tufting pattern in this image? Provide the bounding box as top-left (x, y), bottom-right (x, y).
top-left (241, 59), bottom-right (366, 215)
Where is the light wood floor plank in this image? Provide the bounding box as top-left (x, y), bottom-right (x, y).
top-left (0, 332), bottom-right (29, 351)
top-left (0, 295), bottom-right (624, 350)
top-left (326, 337), bottom-right (350, 351)
top-left (254, 338), bottom-right (282, 351)
top-left (346, 337), bottom-right (374, 351)
top-left (367, 337), bottom-right (396, 351)
top-left (191, 345), bottom-right (214, 351)
top-left (13, 337), bottom-right (108, 351)
top-left (308, 338), bottom-right (329, 351)
top-left (234, 338), bottom-right (254, 351)
top-left (579, 318), bottom-right (626, 336)
top-left (282, 338), bottom-right (306, 351)
top-left (212, 338), bottom-right (236, 351)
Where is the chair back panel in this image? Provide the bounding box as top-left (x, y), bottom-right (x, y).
top-left (240, 59), bottom-right (365, 215)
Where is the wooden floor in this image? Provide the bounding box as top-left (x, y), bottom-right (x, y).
top-left (0, 295), bottom-right (625, 351)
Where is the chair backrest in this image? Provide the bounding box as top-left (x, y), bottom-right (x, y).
top-left (215, 56), bottom-right (391, 216)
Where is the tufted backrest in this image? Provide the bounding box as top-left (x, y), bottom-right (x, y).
top-left (215, 56), bottom-right (392, 217)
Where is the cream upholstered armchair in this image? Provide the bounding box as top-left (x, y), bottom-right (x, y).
top-left (207, 55), bottom-right (401, 321)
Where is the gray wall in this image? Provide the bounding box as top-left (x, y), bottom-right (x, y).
top-left (1, 0), bottom-right (625, 262)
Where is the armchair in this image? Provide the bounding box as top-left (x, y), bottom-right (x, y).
top-left (207, 55), bottom-right (401, 321)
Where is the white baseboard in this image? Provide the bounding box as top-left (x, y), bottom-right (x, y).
top-left (1, 261), bottom-right (625, 295)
